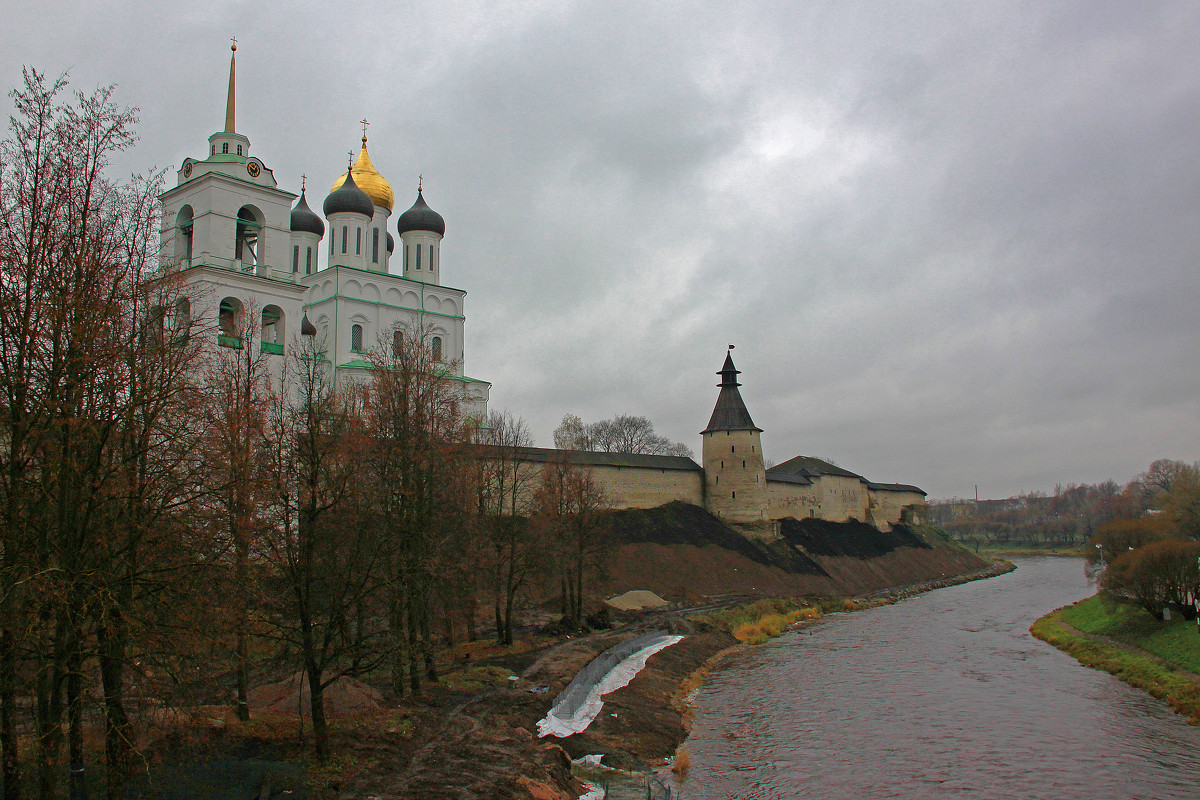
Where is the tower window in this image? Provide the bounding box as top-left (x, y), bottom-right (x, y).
top-left (342, 226), bottom-right (347, 253)
top-left (330, 236), bottom-right (334, 256)
top-left (211, 145), bottom-right (215, 155)
top-left (293, 245), bottom-right (299, 272)
top-left (416, 245), bottom-right (421, 269)
top-left (236, 144), bottom-right (242, 156)
top-left (351, 324), bottom-right (363, 352)
top-left (731, 445), bottom-right (735, 453)
top-left (733, 491), bottom-right (737, 499)
top-left (404, 244), bottom-right (409, 268)
top-left (743, 460), bottom-right (746, 468)
top-left (306, 247), bottom-right (313, 274)
top-left (721, 461), bottom-right (724, 469)
top-left (222, 143), bottom-right (229, 154)
top-left (356, 227), bottom-right (362, 255)
top-left (372, 228), bottom-right (379, 262)
top-left (429, 244), bottom-right (434, 271)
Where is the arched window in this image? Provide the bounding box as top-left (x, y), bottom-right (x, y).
top-left (222, 142), bottom-right (229, 154)
top-left (262, 306), bottom-right (284, 354)
top-left (416, 245), bottom-right (421, 269)
top-left (235, 206), bottom-right (262, 266)
top-left (330, 237), bottom-right (334, 256)
top-left (372, 228), bottom-right (380, 262)
top-left (175, 206), bottom-right (194, 264)
top-left (306, 247), bottom-right (313, 274)
top-left (356, 227), bottom-right (362, 255)
top-left (293, 245), bottom-right (299, 272)
top-left (393, 330), bottom-right (403, 356)
top-left (351, 324), bottom-right (364, 352)
top-left (341, 226), bottom-right (347, 254)
top-left (404, 244), bottom-right (409, 269)
top-left (429, 245), bottom-right (434, 272)
top-left (431, 336), bottom-right (443, 361)
top-left (236, 144), bottom-right (243, 156)
top-left (218, 297), bottom-right (244, 348)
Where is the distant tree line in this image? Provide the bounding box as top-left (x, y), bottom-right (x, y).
top-left (0, 70), bottom-right (614, 799)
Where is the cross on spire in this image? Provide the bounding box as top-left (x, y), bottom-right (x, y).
top-left (300, 174), bottom-right (307, 191)
top-left (360, 118), bottom-right (370, 143)
top-left (347, 151), bottom-right (354, 171)
top-left (418, 174), bottom-right (423, 192)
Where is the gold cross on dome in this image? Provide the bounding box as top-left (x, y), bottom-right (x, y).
top-left (230, 36), bottom-right (237, 51)
top-left (301, 174), bottom-right (307, 191)
top-left (360, 118), bottom-right (370, 141)
top-left (418, 174), bottom-right (423, 192)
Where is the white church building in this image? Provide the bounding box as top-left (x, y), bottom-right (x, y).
top-left (158, 44), bottom-right (490, 418)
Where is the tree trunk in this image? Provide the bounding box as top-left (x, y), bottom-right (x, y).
top-left (307, 668), bottom-right (329, 761)
top-left (1, 628), bottom-right (20, 800)
top-left (34, 659), bottom-right (63, 800)
top-left (97, 612), bottom-right (133, 800)
top-left (66, 647), bottom-right (85, 800)
top-left (388, 595), bottom-right (407, 698)
top-left (406, 599), bottom-right (420, 696)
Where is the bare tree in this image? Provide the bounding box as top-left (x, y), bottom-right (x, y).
top-left (477, 411), bottom-right (544, 645)
top-left (532, 456), bottom-right (610, 629)
top-left (361, 324), bottom-right (475, 697)
top-left (552, 413), bottom-right (692, 458)
top-left (258, 335), bottom-right (384, 761)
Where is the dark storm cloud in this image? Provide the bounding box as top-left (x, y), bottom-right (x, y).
top-left (5, 0), bottom-right (1199, 498)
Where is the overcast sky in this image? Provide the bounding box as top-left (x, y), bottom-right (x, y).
top-left (6, 1), bottom-right (1200, 499)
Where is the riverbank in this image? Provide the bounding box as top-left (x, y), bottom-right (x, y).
top-left (1031, 594), bottom-right (1200, 725)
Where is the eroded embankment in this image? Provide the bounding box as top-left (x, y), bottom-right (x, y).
top-left (603, 502), bottom-right (990, 600)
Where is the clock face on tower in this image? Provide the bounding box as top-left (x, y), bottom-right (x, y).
top-left (246, 161), bottom-right (261, 178)
top-left (182, 159), bottom-right (192, 178)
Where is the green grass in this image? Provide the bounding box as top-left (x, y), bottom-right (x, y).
top-left (1059, 595), bottom-right (1200, 673)
top-left (1033, 595), bottom-right (1200, 724)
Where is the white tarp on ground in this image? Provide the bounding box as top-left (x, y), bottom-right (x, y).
top-left (537, 635), bottom-right (685, 738)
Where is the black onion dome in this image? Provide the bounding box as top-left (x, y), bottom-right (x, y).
top-left (300, 313), bottom-right (317, 336)
top-left (396, 189), bottom-right (445, 236)
top-left (386, 231), bottom-right (395, 253)
top-left (323, 169), bottom-right (375, 219)
top-left (290, 191), bottom-right (325, 236)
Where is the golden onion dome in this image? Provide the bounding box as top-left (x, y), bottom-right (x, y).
top-left (330, 139), bottom-right (394, 212)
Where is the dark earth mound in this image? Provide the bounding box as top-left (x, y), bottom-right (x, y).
top-left (779, 517), bottom-right (932, 559)
top-left (607, 502), bottom-right (827, 575)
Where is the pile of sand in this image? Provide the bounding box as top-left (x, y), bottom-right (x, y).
top-left (604, 590), bottom-right (668, 611)
top-left (247, 672), bottom-right (385, 718)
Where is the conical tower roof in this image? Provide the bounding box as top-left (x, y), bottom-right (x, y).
top-left (701, 350), bottom-right (762, 434)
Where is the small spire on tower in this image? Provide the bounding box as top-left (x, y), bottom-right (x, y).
top-left (224, 38), bottom-right (237, 133)
top-left (360, 118), bottom-right (370, 145)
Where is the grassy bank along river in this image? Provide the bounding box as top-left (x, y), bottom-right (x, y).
top-left (1031, 594), bottom-right (1200, 725)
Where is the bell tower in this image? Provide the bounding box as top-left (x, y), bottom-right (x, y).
top-left (701, 347), bottom-right (768, 523)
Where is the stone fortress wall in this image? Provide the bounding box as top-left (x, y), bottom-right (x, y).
top-left (498, 352), bottom-right (927, 531)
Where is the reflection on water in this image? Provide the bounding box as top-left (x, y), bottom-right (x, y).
top-left (678, 557), bottom-right (1200, 800)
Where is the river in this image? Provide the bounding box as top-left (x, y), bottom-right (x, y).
top-left (675, 556), bottom-right (1200, 799)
